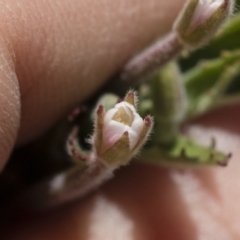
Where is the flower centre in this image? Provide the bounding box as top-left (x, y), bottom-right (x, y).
top-left (112, 107), bottom-right (134, 126)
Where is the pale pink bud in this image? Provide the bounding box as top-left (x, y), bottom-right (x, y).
top-left (190, 0), bottom-right (224, 28)
top-left (93, 90), bottom-right (153, 166)
top-left (102, 102), bottom-right (143, 151)
top-left (174, 0), bottom-right (234, 48)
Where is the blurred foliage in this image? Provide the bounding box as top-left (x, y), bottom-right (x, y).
top-left (180, 3), bottom-right (240, 98)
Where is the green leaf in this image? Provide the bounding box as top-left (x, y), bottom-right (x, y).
top-left (141, 136), bottom-right (230, 167)
top-left (183, 50), bottom-right (240, 118)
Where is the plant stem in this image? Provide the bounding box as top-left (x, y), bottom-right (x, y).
top-left (15, 162), bottom-right (114, 210)
top-left (108, 32), bottom-right (183, 94)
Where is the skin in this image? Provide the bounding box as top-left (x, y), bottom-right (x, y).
top-left (0, 0), bottom-right (240, 239)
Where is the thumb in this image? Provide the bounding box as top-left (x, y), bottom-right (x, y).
top-left (0, 0), bottom-right (184, 171)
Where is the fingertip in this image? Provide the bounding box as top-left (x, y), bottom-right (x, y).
top-left (5, 0), bottom-right (185, 144)
top-left (0, 39), bottom-right (20, 171)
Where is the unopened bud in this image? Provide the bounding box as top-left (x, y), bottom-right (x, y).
top-left (174, 0), bottom-right (234, 49)
top-left (92, 90), bottom-right (153, 166)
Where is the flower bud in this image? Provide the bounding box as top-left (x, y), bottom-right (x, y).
top-left (92, 90), bottom-right (153, 166)
top-left (174, 0), bottom-right (234, 49)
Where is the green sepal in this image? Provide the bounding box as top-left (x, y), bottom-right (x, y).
top-left (66, 127), bottom-right (91, 169)
top-left (141, 135), bottom-right (230, 167)
top-left (68, 144), bottom-right (90, 168)
top-left (99, 132), bottom-right (131, 167)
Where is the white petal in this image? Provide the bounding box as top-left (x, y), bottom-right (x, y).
top-left (127, 128), bottom-right (139, 150)
top-left (104, 108), bottom-right (118, 123)
top-left (103, 120), bottom-right (127, 150)
top-left (191, 0), bottom-right (223, 27)
top-left (115, 102), bottom-right (136, 113)
top-left (102, 100), bottom-right (144, 151)
top-left (131, 112), bottom-right (144, 136)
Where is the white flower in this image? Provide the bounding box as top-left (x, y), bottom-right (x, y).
top-left (92, 90), bottom-right (153, 166)
top-left (102, 102), bottom-right (143, 151)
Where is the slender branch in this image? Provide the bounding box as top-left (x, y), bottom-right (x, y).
top-left (108, 32), bottom-right (183, 94)
top-left (16, 162), bottom-right (114, 210)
